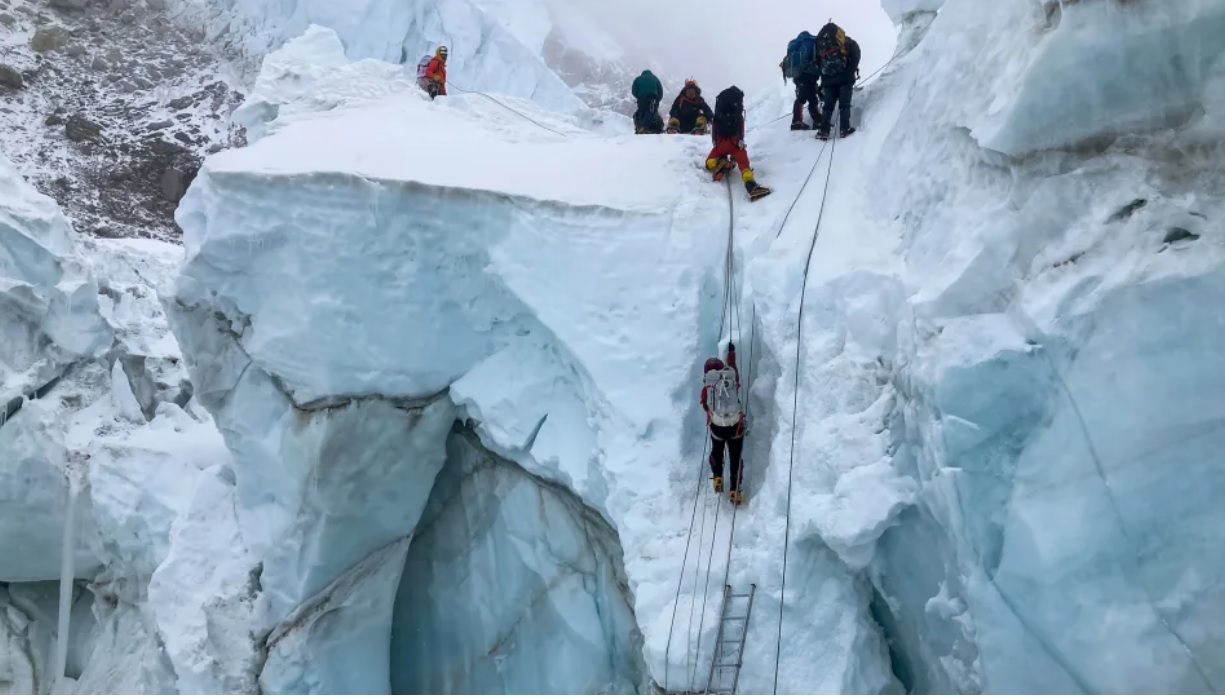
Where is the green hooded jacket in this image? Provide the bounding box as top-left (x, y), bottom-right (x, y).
top-left (631, 70), bottom-right (664, 100)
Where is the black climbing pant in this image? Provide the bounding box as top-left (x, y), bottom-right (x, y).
top-left (709, 423), bottom-right (744, 492)
top-left (635, 96), bottom-right (661, 133)
top-left (792, 74), bottom-right (820, 126)
top-left (819, 82), bottom-right (853, 133)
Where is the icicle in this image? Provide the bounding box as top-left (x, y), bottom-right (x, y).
top-left (53, 473), bottom-right (80, 686)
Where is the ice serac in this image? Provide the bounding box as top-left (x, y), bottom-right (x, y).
top-left (173, 0), bottom-right (583, 112)
top-left (969, 0), bottom-right (1225, 155)
top-left (0, 154), bottom-right (111, 583)
top-left (168, 24), bottom-right (741, 691)
top-left (880, 0), bottom-right (944, 24)
top-left (392, 428), bottom-right (643, 694)
top-left (849, 0), bottom-right (1225, 692)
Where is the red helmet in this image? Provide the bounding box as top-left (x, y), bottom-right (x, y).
top-left (703, 358), bottom-right (725, 373)
top-left (685, 79), bottom-right (697, 88)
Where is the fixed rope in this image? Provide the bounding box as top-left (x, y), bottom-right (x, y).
top-left (667, 175), bottom-right (741, 693)
top-left (664, 437), bottom-right (714, 691)
top-left (446, 82), bottom-right (570, 137)
top-left (772, 118), bottom-right (841, 695)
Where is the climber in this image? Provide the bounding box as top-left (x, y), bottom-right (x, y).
top-left (701, 343), bottom-right (746, 506)
top-left (417, 46), bottom-right (448, 99)
top-left (707, 86), bottom-right (771, 202)
top-left (667, 80), bottom-right (714, 135)
top-left (780, 30), bottom-right (822, 130)
top-left (631, 69), bottom-right (665, 135)
top-left (813, 22), bottom-right (861, 140)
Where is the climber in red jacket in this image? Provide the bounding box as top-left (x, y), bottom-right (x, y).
top-left (706, 86), bottom-right (771, 202)
top-left (419, 46), bottom-right (448, 99)
top-left (700, 342), bottom-right (746, 506)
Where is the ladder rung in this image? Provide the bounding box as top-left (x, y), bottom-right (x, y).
top-left (729, 593), bottom-right (752, 599)
top-left (712, 662), bottom-right (741, 668)
top-left (721, 615), bottom-right (748, 621)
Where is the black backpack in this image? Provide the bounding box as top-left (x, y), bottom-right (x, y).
top-left (713, 86), bottom-right (744, 137)
top-left (816, 23), bottom-right (848, 78)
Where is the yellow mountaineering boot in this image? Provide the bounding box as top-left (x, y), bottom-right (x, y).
top-left (712, 476), bottom-right (724, 493)
top-left (729, 490), bottom-right (743, 506)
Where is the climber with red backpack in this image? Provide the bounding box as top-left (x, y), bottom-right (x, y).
top-left (416, 46), bottom-right (449, 99)
top-left (812, 23), bottom-right (861, 140)
top-left (706, 86), bottom-right (771, 202)
top-left (701, 343), bottom-right (746, 506)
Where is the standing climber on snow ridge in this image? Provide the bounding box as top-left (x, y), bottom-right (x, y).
top-left (417, 46), bottom-right (448, 99)
top-left (780, 30), bottom-right (823, 130)
top-left (631, 69), bottom-right (665, 134)
top-left (813, 23), bottom-right (861, 140)
top-left (707, 86), bottom-right (771, 201)
top-left (701, 343), bottom-right (746, 506)
top-left (668, 80), bottom-right (714, 135)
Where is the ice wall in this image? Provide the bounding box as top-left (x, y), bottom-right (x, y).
top-left (0, 154), bottom-right (110, 583)
top-left (165, 31), bottom-right (730, 688)
top-left (172, 0), bottom-right (583, 111)
top-left (851, 0), bottom-right (1225, 692)
top-left (392, 427), bottom-right (643, 694)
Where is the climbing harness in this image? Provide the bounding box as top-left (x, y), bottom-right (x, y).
top-left (446, 81), bottom-right (570, 137)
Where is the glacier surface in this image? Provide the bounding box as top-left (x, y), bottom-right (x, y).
top-left (4, 0), bottom-right (1225, 693)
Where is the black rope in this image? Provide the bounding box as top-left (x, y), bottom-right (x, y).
top-left (772, 118), bottom-right (840, 695)
top-left (775, 142), bottom-right (831, 240)
top-left (446, 81), bottom-right (570, 137)
top-left (686, 466), bottom-right (713, 686)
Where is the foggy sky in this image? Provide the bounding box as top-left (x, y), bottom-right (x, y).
top-left (550, 0), bottom-right (898, 93)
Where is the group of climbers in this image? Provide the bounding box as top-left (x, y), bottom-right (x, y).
top-left (781, 22), bottom-right (861, 139)
top-left (413, 28), bottom-right (865, 507)
top-left (633, 73), bottom-right (772, 203)
top-left (629, 21), bottom-right (861, 209)
top-left (690, 20), bottom-right (861, 505)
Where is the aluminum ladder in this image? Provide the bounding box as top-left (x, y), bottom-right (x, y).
top-left (704, 584), bottom-right (756, 695)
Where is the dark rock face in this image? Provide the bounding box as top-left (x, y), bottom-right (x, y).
top-left (31, 27), bottom-right (69, 53)
top-left (1, 0), bottom-right (247, 241)
top-left (65, 113), bottom-right (103, 142)
top-left (0, 64), bottom-right (22, 89)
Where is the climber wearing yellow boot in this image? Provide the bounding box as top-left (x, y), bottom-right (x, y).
top-left (667, 80), bottom-right (713, 135)
top-left (701, 343), bottom-right (746, 506)
top-left (706, 86), bottom-right (771, 202)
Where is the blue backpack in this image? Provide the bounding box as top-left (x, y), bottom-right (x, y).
top-left (783, 32), bottom-right (817, 79)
